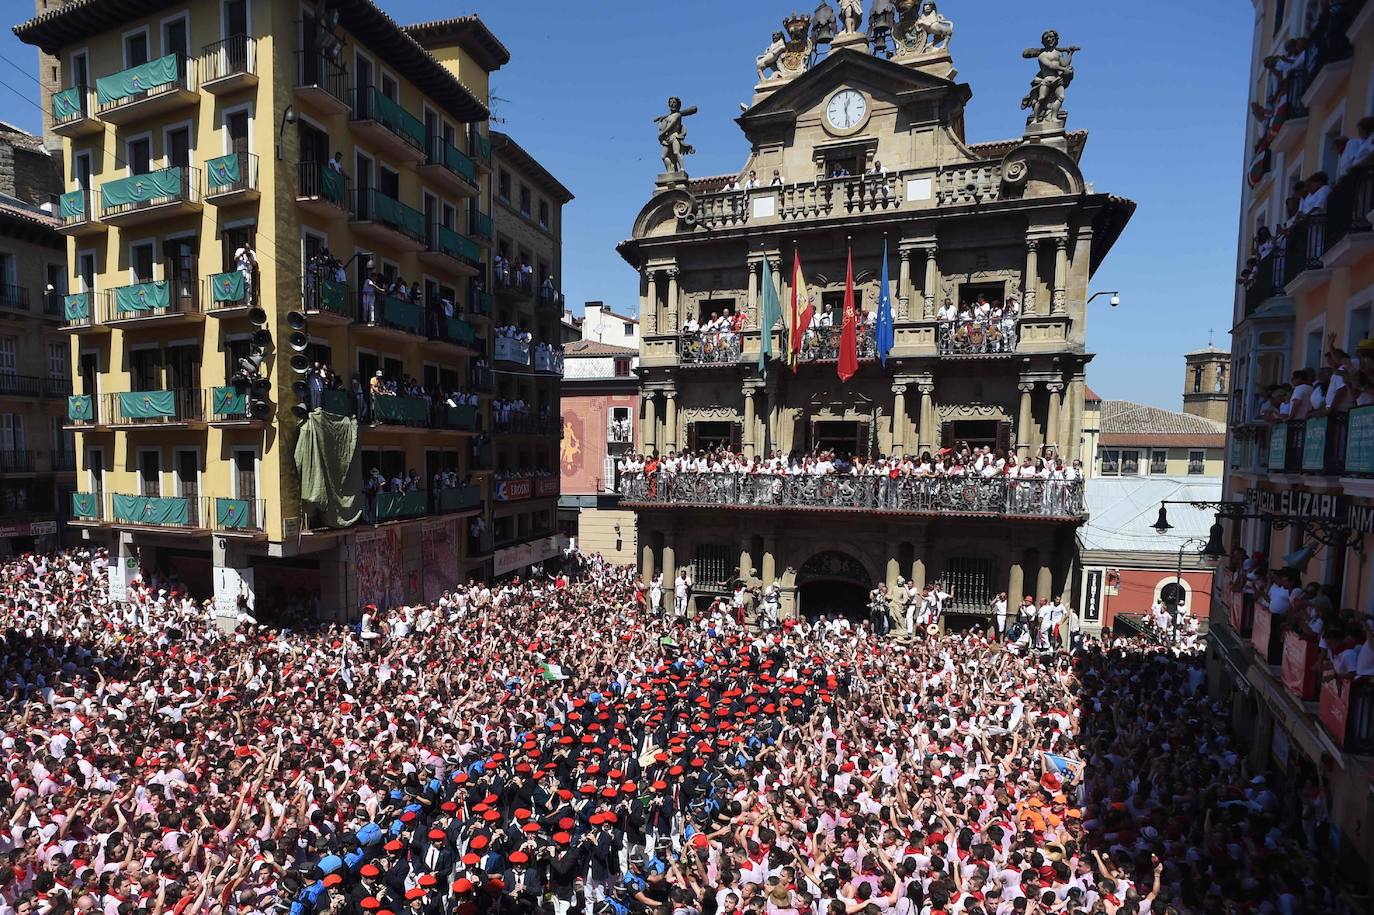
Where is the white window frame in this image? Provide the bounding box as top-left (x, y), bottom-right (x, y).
top-left (161, 118), bottom-right (195, 169)
top-left (221, 0), bottom-right (252, 38)
top-left (125, 131), bottom-right (154, 176)
top-left (136, 446), bottom-right (163, 497)
top-left (1120, 449), bottom-right (1141, 475)
top-left (129, 239), bottom-right (157, 284)
top-left (84, 444), bottom-right (106, 492)
top-left (220, 101), bottom-right (254, 155)
top-left (48, 341), bottom-right (69, 381)
top-left (230, 446), bottom-right (260, 500)
top-left (76, 249), bottom-right (97, 293)
top-left (1188, 450), bottom-right (1206, 474)
top-left (121, 26), bottom-right (151, 69)
top-left (172, 446), bottom-right (202, 498)
top-left (68, 48), bottom-right (90, 90)
top-left (159, 12), bottom-right (191, 59)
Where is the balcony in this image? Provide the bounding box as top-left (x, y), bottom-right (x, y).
top-left (199, 36), bottom-right (258, 95)
top-left (304, 278), bottom-right (354, 325)
top-left (0, 451), bottom-right (33, 473)
top-left (1280, 216), bottom-right (1332, 296)
top-left (467, 289), bottom-right (493, 319)
top-left (419, 135), bottom-right (479, 197)
top-left (428, 315), bottom-right (478, 351)
top-left (65, 394), bottom-right (104, 429)
top-left (51, 452), bottom-right (76, 472)
top-left (367, 394), bottom-right (431, 431)
top-left (94, 54), bottom-right (197, 125)
top-left (469, 209), bottom-right (493, 244)
top-left (209, 385), bottom-right (266, 426)
top-left (619, 472), bottom-right (1086, 520)
top-left (350, 87), bottom-right (426, 163)
top-left (357, 291), bottom-right (425, 340)
top-left (494, 414), bottom-right (561, 436)
top-left (293, 50), bottom-right (350, 115)
top-left (204, 152), bottom-right (260, 206)
top-left (437, 484), bottom-right (482, 514)
top-left (100, 167), bottom-right (202, 227)
top-left (1242, 250), bottom-right (1286, 317)
top-left (536, 285), bottom-right (563, 314)
top-left (364, 489), bottom-right (428, 523)
top-left (1321, 166), bottom-right (1374, 268)
top-left (494, 336), bottom-right (531, 365)
top-left (105, 280), bottom-right (202, 328)
top-left (296, 162), bottom-right (350, 219)
top-left (70, 491), bottom-right (105, 524)
top-left (206, 271), bottom-right (255, 316)
top-left (350, 189), bottom-right (426, 252)
top-left (0, 373), bottom-right (71, 399)
top-left (110, 493), bottom-right (208, 530)
top-left (470, 128), bottom-right (492, 173)
top-left (472, 365), bottom-right (495, 393)
top-left (105, 389), bottom-right (206, 429)
top-left (493, 270), bottom-right (533, 301)
top-left (214, 497), bottom-right (266, 534)
top-left (0, 285), bottom-right (30, 316)
top-left (680, 331), bottom-right (741, 365)
top-left (420, 223), bottom-right (481, 276)
top-left (438, 404), bottom-right (480, 432)
top-left (56, 189), bottom-right (105, 236)
top-left (59, 292), bottom-right (100, 333)
top-left (51, 86), bottom-right (100, 137)
top-left (799, 324), bottom-right (877, 363)
top-left (937, 318), bottom-right (1018, 355)
top-left (534, 348), bottom-right (564, 375)
top-left (1280, 631), bottom-right (1321, 702)
top-left (1319, 677), bottom-right (1374, 755)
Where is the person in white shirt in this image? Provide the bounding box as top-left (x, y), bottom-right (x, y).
top-left (992, 591), bottom-right (1009, 640)
top-left (674, 569), bottom-right (692, 619)
top-left (1298, 171), bottom-right (1331, 215)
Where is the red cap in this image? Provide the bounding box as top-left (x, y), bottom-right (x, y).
top-left (323, 874), bottom-right (343, 887)
top-left (509, 851), bottom-right (529, 864)
top-left (429, 829), bottom-right (446, 840)
top-left (452, 879), bottom-right (474, 893)
top-left (553, 832), bottom-right (571, 845)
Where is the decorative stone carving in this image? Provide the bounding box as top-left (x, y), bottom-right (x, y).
top-left (935, 402), bottom-right (1009, 421)
top-left (655, 96), bottom-right (698, 175)
top-left (1021, 30), bottom-right (1079, 126)
top-left (838, 0), bottom-right (863, 34)
top-left (682, 406), bottom-right (743, 422)
top-left (756, 30), bottom-right (789, 82)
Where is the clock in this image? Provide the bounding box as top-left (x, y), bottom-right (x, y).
top-left (826, 88), bottom-right (867, 131)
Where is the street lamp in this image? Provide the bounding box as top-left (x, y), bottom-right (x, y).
top-left (1087, 290), bottom-right (1120, 307)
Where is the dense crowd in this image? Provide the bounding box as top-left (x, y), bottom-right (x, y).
top-left (0, 548), bottom-right (1366, 915)
top-left (1255, 334), bottom-right (1374, 423)
top-left (618, 446), bottom-right (1084, 480)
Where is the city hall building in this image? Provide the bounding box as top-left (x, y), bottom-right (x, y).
top-left (617, 13), bottom-right (1133, 619)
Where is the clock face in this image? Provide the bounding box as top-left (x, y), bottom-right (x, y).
top-left (826, 89), bottom-right (867, 130)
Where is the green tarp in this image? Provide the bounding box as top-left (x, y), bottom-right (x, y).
top-left (321, 166), bottom-right (345, 203)
top-left (321, 388), bottom-right (353, 416)
top-left (293, 408), bottom-right (362, 528)
top-left (445, 317), bottom-right (476, 345)
top-left (96, 54), bottom-right (179, 105)
top-left (59, 190), bottom-right (85, 219)
top-left (440, 141), bottom-right (476, 182)
top-left (439, 485), bottom-right (480, 512)
top-left (101, 167), bottom-right (184, 211)
top-left (435, 225), bottom-right (479, 264)
top-left (53, 86), bottom-right (83, 120)
top-left (372, 192), bottom-right (424, 239)
top-left (114, 282), bottom-right (170, 314)
top-left (372, 395), bottom-right (428, 425)
top-left (376, 490), bottom-right (427, 520)
top-left (67, 395), bottom-right (93, 422)
top-left (206, 153), bottom-right (242, 189)
top-left (119, 390), bottom-right (176, 419)
top-left (211, 271), bottom-right (246, 303)
top-left (63, 293), bottom-right (89, 321)
top-left (212, 385), bottom-right (246, 417)
top-left (372, 90), bottom-right (426, 148)
top-left (215, 498), bottom-right (253, 529)
top-left (112, 494), bottom-right (190, 526)
top-left (444, 404), bottom-right (478, 430)
top-left (71, 492), bottom-right (98, 519)
top-left (382, 296), bottom-right (423, 333)
top-left (319, 279), bottom-right (349, 314)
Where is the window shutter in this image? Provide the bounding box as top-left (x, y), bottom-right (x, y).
top-left (687, 422), bottom-right (698, 452)
top-left (855, 421), bottom-right (871, 459)
top-left (996, 420), bottom-right (1012, 453)
top-left (940, 422), bottom-right (954, 450)
top-left (729, 422), bottom-right (742, 452)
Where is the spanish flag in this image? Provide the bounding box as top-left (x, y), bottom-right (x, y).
top-left (788, 251), bottom-right (814, 371)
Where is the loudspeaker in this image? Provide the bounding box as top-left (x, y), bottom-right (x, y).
top-left (1282, 544), bottom-right (1316, 571)
top-left (286, 311), bottom-right (308, 331)
top-left (292, 402), bottom-right (310, 420)
top-left (292, 380), bottom-right (309, 399)
top-left (288, 331), bottom-right (309, 352)
top-left (251, 378), bottom-right (271, 397)
top-left (247, 306), bottom-right (269, 327)
top-left (290, 354), bottom-right (311, 374)
top-left (251, 329), bottom-right (273, 349)
top-left (249, 400), bottom-right (272, 420)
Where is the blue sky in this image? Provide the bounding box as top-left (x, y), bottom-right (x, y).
top-left (0, 1), bottom-right (1253, 408)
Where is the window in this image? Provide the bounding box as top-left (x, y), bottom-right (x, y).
top-left (623, 322), bottom-right (634, 336)
top-left (48, 343), bottom-right (68, 381)
top-left (693, 543), bottom-right (735, 590)
top-left (1192, 365), bottom-right (1203, 393)
top-left (538, 199), bottom-right (550, 229)
top-left (166, 125), bottom-right (191, 168)
top-left (1188, 450), bottom-right (1206, 475)
top-left (0, 414), bottom-right (25, 458)
top-left (1348, 304), bottom-right (1372, 349)
top-left (0, 337), bottom-right (17, 380)
top-left (613, 357), bottom-right (631, 377)
top-left (1273, 0), bottom-right (1286, 37)
top-left (1321, 119), bottom-right (1344, 177)
top-left (498, 169), bottom-right (511, 200)
top-left (519, 185), bottom-right (531, 217)
top-left (942, 557), bottom-right (996, 611)
top-left (138, 450), bottom-right (161, 497)
top-left (1149, 450), bottom-right (1167, 474)
top-left (127, 137), bottom-right (151, 175)
top-left (125, 31), bottom-right (149, 67)
top-left (1100, 449), bottom-right (1120, 475)
top-left (1120, 450), bottom-right (1141, 475)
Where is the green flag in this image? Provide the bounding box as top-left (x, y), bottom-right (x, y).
top-left (759, 258), bottom-right (781, 374)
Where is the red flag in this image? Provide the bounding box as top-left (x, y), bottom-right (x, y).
top-left (788, 251), bottom-right (814, 371)
top-left (837, 246), bottom-right (858, 382)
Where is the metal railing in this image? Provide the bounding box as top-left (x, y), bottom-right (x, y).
top-left (294, 49), bottom-right (349, 107)
top-left (799, 324), bottom-right (877, 362)
top-left (297, 161), bottom-right (349, 208)
top-left (94, 53), bottom-right (194, 115)
top-left (0, 373), bottom-right (72, 398)
top-left (0, 451), bottom-right (34, 472)
top-left (199, 35), bottom-right (256, 84)
top-left (107, 278), bottom-right (201, 321)
top-left (1323, 165), bottom-right (1374, 251)
top-left (537, 285), bottom-right (563, 311)
top-left (0, 285), bottom-right (30, 311)
top-left (357, 289), bottom-right (424, 335)
top-left (108, 492), bottom-right (209, 529)
top-left (469, 209), bottom-right (493, 241)
top-left (352, 188), bottom-right (426, 244)
top-left (472, 366), bottom-right (495, 393)
top-left (1281, 215), bottom-right (1327, 287)
top-left (426, 134), bottom-right (478, 187)
top-left (608, 423), bottom-right (633, 444)
top-left (100, 166), bottom-right (201, 218)
top-left (51, 452), bottom-right (76, 472)
top-left (619, 472), bottom-right (1086, 519)
top-left (680, 331), bottom-right (741, 364)
top-left (470, 128), bottom-right (491, 167)
top-left (58, 189), bottom-right (98, 229)
top-left (468, 289), bottom-right (493, 317)
top-left (213, 496), bottom-right (266, 532)
top-left (428, 223), bottom-right (481, 268)
top-left (304, 278), bottom-right (353, 319)
top-left (937, 318), bottom-right (1018, 355)
top-left (204, 152), bottom-right (258, 198)
top-left (105, 389), bottom-right (205, 425)
top-left (1243, 249), bottom-right (1285, 316)
top-left (534, 349), bottom-right (564, 374)
top-left (494, 414), bottom-right (561, 436)
top-left (206, 270), bottom-right (256, 310)
top-left (52, 85), bottom-right (91, 125)
top-left (350, 86), bottom-right (426, 155)
top-left (494, 336), bottom-right (531, 365)
top-left (493, 270), bottom-right (533, 297)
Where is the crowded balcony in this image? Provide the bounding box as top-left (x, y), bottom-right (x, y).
top-left (800, 324), bottom-right (876, 363)
top-left (536, 283), bottom-right (563, 313)
top-left (199, 36), bottom-right (258, 95)
top-left (619, 472), bottom-right (1085, 519)
top-left (937, 317), bottom-right (1019, 356)
top-left (204, 152), bottom-right (260, 206)
top-left (494, 412), bottom-right (561, 437)
top-left (104, 390), bottom-right (206, 429)
top-left (495, 335), bottom-right (531, 365)
top-left (680, 330), bottom-right (741, 365)
top-left (0, 373), bottom-right (71, 400)
top-left (293, 49), bottom-right (350, 115)
top-left (419, 223), bottom-right (481, 276)
top-left (296, 162), bottom-right (350, 219)
top-left (350, 188), bottom-right (426, 252)
top-left (94, 53), bottom-right (197, 125)
top-left (328, 384), bottom-right (483, 436)
top-left (303, 277), bottom-right (354, 325)
top-left (105, 280), bottom-right (203, 328)
top-left (493, 264), bottom-right (533, 301)
top-left (359, 483), bottom-right (483, 524)
top-left (534, 346), bottom-right (565, 375)
top-left (469, 209), bottom-right (493, 244)
top-left (357, 288), bottom-right (425, 340)
top-left (100, 167), bottom-right (202, 227)
top-left (50, 85), bottom-right (99, 138)
top-left (350, 86), bottom-right (427, 164)
top-left (419, 134), bottom-right (479, 197)
top-left (61, 292), bottom-right (105, 334)
top-left (1321, 166), bottom-right (1374, 267)
top-left (1266, 408), bottom-right (1374, 476)
top-left (56, 189), bottom-right (105, 236)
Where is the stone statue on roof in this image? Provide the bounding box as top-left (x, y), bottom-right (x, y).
top-left (838, 0), bottom-right (864, 34)
top-left (1021, 29), bottom-right (1080, 125)
top-left (655, 96), bottom-right (698, 175)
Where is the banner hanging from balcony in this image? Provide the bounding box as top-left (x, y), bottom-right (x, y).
top-left (101, 168), bottom-right (183, 210)
top-left (63, 293), bottom-right (89, 321)
top-left (67, 395), bottom-right (92, 422)
top-left (371, 395), bottom-right (427, 425)
top-left (113, 282), bottom-right (170, 314)
top-left (52, 87), bottom-right (81, 120)
top-left (212, 386), bottom-right (245, 417)
top-left (837, 247), bottom-right (859, 382)
top-left (294, 409), bottom-right (362, 528)
top-left (211, 271), bottom-right (245, 303)
top-left (112, 494), bottom-right (190, 526)
top-left (215, 498), bottom-right (252, 529)
top-left (321, 167), bottom-right (345, 203)
top-left (95, 54), bottom-right (179, 105)
top-left (59, 191), bottom-right (85, 219)
top-left (206, 154), bottom-right (241, 189)
top-left (375, 490), bottom-right (427, 520)
top-left (118, 390), bottom-right (176, 419)
top-left (1347, 405), bottom-right (1374, 474)
top-left (71, 492), bottom-right (98, 519)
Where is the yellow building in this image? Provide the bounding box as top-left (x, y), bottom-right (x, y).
top-left (13, 0), bottom-right (561, 621)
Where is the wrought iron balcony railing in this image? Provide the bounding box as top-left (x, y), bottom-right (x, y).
top-left (937, 318), bottom-right (1018, 355)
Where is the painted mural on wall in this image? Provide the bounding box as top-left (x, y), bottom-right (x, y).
top-left (357, 528), bottom-right (403, 611)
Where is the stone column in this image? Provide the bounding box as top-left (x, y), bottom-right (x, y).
top-left (643, 392), bottom-right (658, 454)
top-left (641, 540), bottom-right (656, 581)
top-left (761, 538), bottom-right (777, 585)
top-left (664, 391), bottom-right (678, 452)
top-left (1023, 239), bottom-right (1039, 316)
top-left (769, 256), bottom-right (784, 354)
top-left (1066, 376), bottom-right (1085, 462)
top-left (917, 381), bottom-right (935, 454)
top-left (662, 541), bottom-right (676, 591)
top-left (911, 553), bottom-right (927, 593)
top-left (891, 381), bottom-right (909, 457)
top-left (922, 244), bottom-right (939, 319)
top-left (742, 388), bottom-right (757, 458)
top-left (1016, 382), bottom-right (1035, 457)
top-left (1052, 236), bottom-right (1068, 315)
top-left (666, 267), bottom-right (681, 330)
top-left (644, 269), bottom-right (659, 336)
top-left (746, 260), bottom-right (760, 329)
top-left (1008, 554), bottom-right (1025, 604)
top-left (1036, 563), bottom-right (1053, 604)
top-left (898, 248), bottom-right (914, 319)
top-left (740, 542), bottom-right (755, 582)
top-left (1045, 382), bottom-right (1064, 454)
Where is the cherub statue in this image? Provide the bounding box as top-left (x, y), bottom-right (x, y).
top-left (655, 96), bottom-right (698, 173)
top-left (1021, 30), bottom-right (1080, 125)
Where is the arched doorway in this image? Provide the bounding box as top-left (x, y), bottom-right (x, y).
top-left (796, 550), bottom-right (872, 621)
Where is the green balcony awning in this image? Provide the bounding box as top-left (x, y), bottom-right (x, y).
top-left (96, 54), bottom-right (179, 105)
top-left (382, 296), bottom-right (423, 333)
top-left (53, 86), bottom-right (83, 120)
top-left (102, 167), bottom-right (185, 211)
top-left (215, 497), bottom-right (254, 529)
top-left (71, 491), bottom-right (98, 519)
top-left (113, 281), bottom-right (170, 314)
top-left (206, 153), bottom-right (242, 189)
top-left (375, 489), bottom-right (427, 520)
top-left (119, 390), bottom-right (176, 419)
top-left (211, 271), bottom-right (246, 303)
top-left (371, 395), bottom-right (428, 425)
top-left (439, 485), bottom-right (481, 512)
top-left (59, 190), bottom-right (85, 219)
top-left (67, 394), bottom-right (93, 422)
top-left (63, 292), bottom-right (89, 321)
top-left (212, 385), bottom-right (246, 417)
top-left (112, 494), bottom-right (190, 526)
